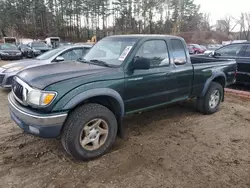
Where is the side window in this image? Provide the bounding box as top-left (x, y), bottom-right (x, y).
top-left (83, 47), bottom-right (91, 56)
top-left (216, 44), bottom-right (243, 57)
top-left (135, 40), bottom-right (170, 67)
top-left (60, 50), bottom-right (74, 61)
top-left (71, 48), bottom-right (90, 60)
top-left (72, 49), bottom-right (83, 60)
top-left (170, 39), bottom-right (187, 65)
top-left (244, 45), bottom-right (250, 57)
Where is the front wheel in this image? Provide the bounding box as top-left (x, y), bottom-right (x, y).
top-left (61, 103), bottom-right (118, 161)
top-left (196, 82), bottom-right (223, 114)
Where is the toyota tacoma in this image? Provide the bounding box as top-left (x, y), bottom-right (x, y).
top-left (8, 35), bottom-right (237, 161)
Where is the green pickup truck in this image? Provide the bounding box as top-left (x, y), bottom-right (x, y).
top-left (8, 35), bottom-right (237, 161)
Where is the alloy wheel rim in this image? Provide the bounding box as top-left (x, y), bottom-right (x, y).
top-left (79, 118), bottom-right (109, 151)
top-left (209, 89), bottom-right (220, 109)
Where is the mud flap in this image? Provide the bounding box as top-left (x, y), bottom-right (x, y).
top-left (117, 117), bottom-right (125, 139)
top-left (222, 88), bottom-right (225, 102)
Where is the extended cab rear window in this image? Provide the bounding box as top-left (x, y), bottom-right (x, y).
top-left (170, 39), bottom-right (187, 65)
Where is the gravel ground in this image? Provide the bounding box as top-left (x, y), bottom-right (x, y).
top-left (0, 60), bottom-right (250, 188)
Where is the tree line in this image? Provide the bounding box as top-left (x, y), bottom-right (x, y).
top-left (0, 0), bottom-right (210, 42)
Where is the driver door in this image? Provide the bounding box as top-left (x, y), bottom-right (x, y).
top-left (124, 40), bottom-right (177, 113)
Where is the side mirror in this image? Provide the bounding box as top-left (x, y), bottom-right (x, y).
top-left (133, 57), bottom-right (150, 70)
top-left (210, 51), bottom-right (220, 57)
top-left (55, 56), bottom-right (65, 62)
top-left (173, 58), bottom-right (186, 65)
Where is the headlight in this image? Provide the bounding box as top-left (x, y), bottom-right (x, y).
top-left (17, 52), bottom-right (22, 55)
top-left (0, 52), bottom-right (9, 55)
top-left (33, 49), bottom-right (40, 53)
top-left (4, 66), bottom-right (24, 73)
top-left (27, 90), bottom-right (56, 106)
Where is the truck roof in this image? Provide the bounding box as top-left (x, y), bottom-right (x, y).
top-left (106, 34), bottom-right (183, 40)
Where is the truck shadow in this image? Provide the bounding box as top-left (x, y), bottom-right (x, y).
top-left (124, 100), bottom-right (197, 129)
top-left (112, 100), bottom-right (199, 149)
top-left (227, 83), bottom-right (250, 92)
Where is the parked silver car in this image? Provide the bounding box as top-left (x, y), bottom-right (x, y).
top-left (0, 44), bottom-right (92, 88)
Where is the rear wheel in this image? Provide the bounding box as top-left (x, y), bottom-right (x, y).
top-left (61, 103), bottom-right (118, 161)
top-left (196, 82), bottom-right (223, 114)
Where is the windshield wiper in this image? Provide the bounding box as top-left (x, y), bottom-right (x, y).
top-left (89, 59), bottom-right (115, 67)
top-left (78, 58), bottom-right (115, 67)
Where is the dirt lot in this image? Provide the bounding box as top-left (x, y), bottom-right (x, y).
top-left (0, 61), bottom-right (250, 188)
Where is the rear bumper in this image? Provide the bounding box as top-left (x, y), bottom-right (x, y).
top-left (8, 93), bottom-right (68, 138)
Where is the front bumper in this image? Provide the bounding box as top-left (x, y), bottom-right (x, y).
top-left (34, 51), bottom-right (42, 56)
top-left (0, 71), bottom-right (17, 88)
top-left (8, 93), bottom-right (68, 138)
top-left (0, 54), bottom-right (22, 60)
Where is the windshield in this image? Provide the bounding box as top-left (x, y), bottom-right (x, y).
top-left (36, 47), bottom-right (66, 60)
top-left (0, 43), bottom-right (18, 50)
top-left (32, 42), bottom-right (47, 48)
top-left (83, 37), bottom-right (138, 66)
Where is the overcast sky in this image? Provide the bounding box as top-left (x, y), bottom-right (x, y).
top-left (194, 0), bottom-right (250, 26)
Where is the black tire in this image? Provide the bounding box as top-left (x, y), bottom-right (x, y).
top-left (196, 82), bottom-right (223, 115)
top-left (61, 103), bottom-right (118, 161)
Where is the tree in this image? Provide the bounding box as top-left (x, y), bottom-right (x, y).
top-left (0, 0), bottom-right (206, 41)
top-left (239, 13), bottom-right (250, 40)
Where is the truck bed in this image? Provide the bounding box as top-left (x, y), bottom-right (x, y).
top-left (190, 55), bottom-right (231, 64)
top-left (190, 55), bottom-right (237, 98)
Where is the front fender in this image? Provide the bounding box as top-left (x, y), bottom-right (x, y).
top-left (201, 72), bottom-right (226, 97)
top-left (57, 88), bottom-right (125, 117)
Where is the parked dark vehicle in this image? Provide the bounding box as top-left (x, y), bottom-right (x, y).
top-left (208, 43), bottom-right (250, 85)
top-left (18, 44), bottom-right (30, 57)
top-left (8, 35), bottom-right (237, 161)
top-left (0, 43), bottom-right (22, 60)
top-left (0, 45), bottom-right (92, 88)
top-left (188, 44), bottom-right (206, 54)
top-left (25, 42), bottom-right (52, 58)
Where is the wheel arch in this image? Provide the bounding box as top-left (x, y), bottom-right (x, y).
top-left (63, 88), bottom-right (125, 117)
top-left (62, 88), bottom-right (125, 138)
top-left (201, 72), bottom-right (226, 97)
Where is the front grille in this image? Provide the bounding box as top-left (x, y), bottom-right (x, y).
top-left (0, 75), bottom-right (4, 84)
top-left (6, 76), bottom-right (14, 85)
top-left (12, 79), bottom-right (23, 101)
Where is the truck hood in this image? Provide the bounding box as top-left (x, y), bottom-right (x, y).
top-left (17, 61), bottom-right (108, 89)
